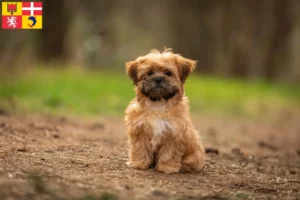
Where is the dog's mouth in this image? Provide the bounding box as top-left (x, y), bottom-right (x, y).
top-left (142, 85), bottom-right (178, 101)
top-left (153, 85), bottom-right (163, 88)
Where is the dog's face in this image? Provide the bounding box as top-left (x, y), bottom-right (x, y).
top-left (126, 49), bottom-right (196, 102)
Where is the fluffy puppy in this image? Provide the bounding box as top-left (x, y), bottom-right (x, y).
top-left (124, 49), bottom-right (205, 173)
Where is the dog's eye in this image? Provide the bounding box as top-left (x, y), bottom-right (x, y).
top-left (164, 70), bottom-right (172, 76)
top-left (148, 71), bottom-right (154, 76)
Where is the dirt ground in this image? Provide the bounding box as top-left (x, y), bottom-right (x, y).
top-left (0, 112), bottom-right (300, 200)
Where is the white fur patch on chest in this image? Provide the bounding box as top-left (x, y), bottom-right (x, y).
top-left (134, 118), bottom-right (174, 136)
top-left (152, 119), bottom-right (173, 136)
top-left (133, 117), bottom-right (176, 151)
top-left (150, 119), bottom-right (174, 151)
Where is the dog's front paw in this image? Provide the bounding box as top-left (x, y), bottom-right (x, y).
top-left (155, 164), bottom-right (180, 174)
top-left (126, 161), bottom-right (150, 170)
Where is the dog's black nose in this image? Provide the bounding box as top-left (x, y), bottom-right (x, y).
top-left (154, 77), bottom-right (164, 84)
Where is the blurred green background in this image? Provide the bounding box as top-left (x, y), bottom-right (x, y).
top-left (0, 0), bottom-right (299, 118)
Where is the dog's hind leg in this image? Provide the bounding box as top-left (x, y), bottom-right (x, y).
top-left (180, 137), bottom-right (205, 173)
top-left (180, 150), bottom-right (205, 173)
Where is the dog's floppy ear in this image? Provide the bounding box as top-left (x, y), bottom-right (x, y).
top-left (175, 55), bottom-right (197, 83)
top-left (126, 60), bottom-right (139, 85)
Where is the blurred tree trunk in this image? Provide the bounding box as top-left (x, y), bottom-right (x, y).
top-left (169, 0), bottom-right (215, 74)
top-left (289, 0), bottom-right (300, 82)
top-left (38, 0), bottom-right (69, 63)
top-left (264, 0), bottom-right (292, 80)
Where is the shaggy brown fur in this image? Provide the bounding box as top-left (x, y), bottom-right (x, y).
top-left (124, 49), bottom-right (205, 173)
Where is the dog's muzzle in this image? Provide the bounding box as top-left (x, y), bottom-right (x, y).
top-left (141, 76), bottom-right (178, 101)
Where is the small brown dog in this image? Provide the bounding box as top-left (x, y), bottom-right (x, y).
top-left (124, 49), bottom-right (205, 173)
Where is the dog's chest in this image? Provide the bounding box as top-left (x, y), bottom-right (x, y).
top-left (148, 119), bottom-right (175, 151)
top-left (150, 119), bottom-right (173, 136)
top-left (131, 105), bottom-right (180, 150)
top-left (135, 116), bottom-right (174, 136)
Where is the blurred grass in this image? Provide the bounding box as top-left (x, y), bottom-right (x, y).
top-left (0, 68), bottom-right (299, 117)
